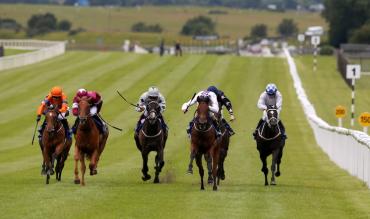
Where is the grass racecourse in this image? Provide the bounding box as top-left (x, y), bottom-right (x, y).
top-left (0, 51), bottom-right (369, 218)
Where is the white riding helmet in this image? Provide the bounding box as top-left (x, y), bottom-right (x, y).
top-left (148, 86), bottom-right (159, 98)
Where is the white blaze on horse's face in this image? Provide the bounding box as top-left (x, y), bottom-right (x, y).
top-left (149, 111), bottom-right (156, 119)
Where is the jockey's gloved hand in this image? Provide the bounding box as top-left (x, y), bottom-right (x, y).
top-left (230, 114), bottom-right (235, 121)
top-left (36, 115), bottom-right (41, 122)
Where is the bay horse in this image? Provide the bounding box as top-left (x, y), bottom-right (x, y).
top-left (41, 105), bottom-right (72, 184)
top-left (255, 105), bottom-right (285, 186)
top-left (74, 96), bottom-right (109, 186)
top-left (136, 101), bottom-right (167, 183)
top-left (190, 95), bottom-right (220, 190)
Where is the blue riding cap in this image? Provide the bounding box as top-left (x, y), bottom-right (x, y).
top-left (266, 83), bottom-right (277, 95)
top-left (207, 86), bottom-right (218, 94)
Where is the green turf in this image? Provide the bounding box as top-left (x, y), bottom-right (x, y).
top-left (295, 55), bottom-right (370, 131)
top-left (3, 48), bottom-right (33, 56)
top-left (0, 52), bottom-right (368, 218)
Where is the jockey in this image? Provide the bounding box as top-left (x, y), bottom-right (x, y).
top-left (37, 86), bottom-right (71, 140)
top-left (207, 85), bottom-right (235, 136)
top-left (253, 83), bottom-right (286, 139)
top-left (71, 88), bottom-right (106, 135)
top-left (181, 90), bottom-right (221, 137)
top-left (134, 86), bottom-right (167, 134)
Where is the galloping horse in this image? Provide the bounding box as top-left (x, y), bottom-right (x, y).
top-left (190, 96), bottom-right (220, 190)
top-left (41, 106), bottom-right (71, 184)
top-left (217, 118), bottom-right (230, 185)
top-left (255, 105), bottom-right (285, 186)
top-left (74, 96), bottom-right (109, 186)
top-left (136, 101), bottom-right (167, 183)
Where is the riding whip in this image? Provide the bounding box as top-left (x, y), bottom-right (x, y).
top-left (184, 93), bottom-right (196, 114)
top-left (116, 90), bottom-right (137, 108)
top-left (31, 120), bottom-right (39, 145)
top-left (97, 114), bottom-right (123, 132)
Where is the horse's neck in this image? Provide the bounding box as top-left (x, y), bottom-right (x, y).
top-left (143, 119), bottom-right (161, 135)
top-left (261, 122), bottom-right (279, 137)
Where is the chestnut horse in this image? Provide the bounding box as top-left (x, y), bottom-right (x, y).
top-left (74, 96), bottom-right (109, 186)
top-left (190, 96), bottom-right (220, 190)
top-left (41, 106), bottom-right (71, 184)
top-left (255, 105), bottom-right (285, 186)
top-left (136, 101), bottom-right (167, 183)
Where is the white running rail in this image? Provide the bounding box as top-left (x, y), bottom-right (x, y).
top-left (0, 39), bottom-right (66, 71)
top-left (284, 48), bottom-right (370, 189)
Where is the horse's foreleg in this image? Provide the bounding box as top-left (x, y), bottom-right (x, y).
top-left (276, 147), bottom-right (284, 177)
top-left (204, 153), bottom-right (213, 184)
top-left (260, 153), bottom-right (269, 186)
top-left (271, 149), bottom-right (280, 185)
top-left (211, 146), bottom-right (220, 191)
top-left (89, 149), bottom-right (99, 176)
top-left (154, 147), bottom-right (164, 184)
top-left (195, 152), bottom-right (204, 190)
top-left (141, 150), bottom-right (151, 181)
top-left (80, 154), bottom-right (86, 186)
top-left (187, 151), bottom-right (195, 174)
top-left (74, 146), bottom-right (81, 184)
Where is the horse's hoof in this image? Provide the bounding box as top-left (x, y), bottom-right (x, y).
top-left (50, 169), bottom-right (55, 175)
top-left (213, 186), bottom-right (218, 191)
top-left (186, 168), bottom-right (193, 174)
top-left (81, 182), bottom-right (85, 186)
top-left (142, 175), bottom-right (151, 181)
top-left (207, 177), bottom-right (213, 184)
top-left (154, 178), bottom-right (159, 184)
top-left (220, 174), bottom-right (225, 180)
top-left (275, 172), bottom-right (281, 177)
top-left (74, 179), bottom-right (81, 184)
top-left (270, 181), bottom-right (276, 186)
top-left (201, 186), bottom-right (205, 190)
top-left (41, 169), bottom-right (47, 176)
top-left (265, 182), bottom-right (269, 186)
top-left (93, 170), bottom-right (98, 175)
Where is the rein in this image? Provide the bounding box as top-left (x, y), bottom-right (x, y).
top-left (141, 129), bottom-right (162, 138)
top-left (258, 122), bottom-right (281, 141)
top-left (193, 122), bottom-right (213, 133)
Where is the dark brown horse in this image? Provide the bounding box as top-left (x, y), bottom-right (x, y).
top-left (41, 106), bottom-right (71, 184)
top-left (74, 96), bottom-right (109, 186)
top-left (217, 119), bottom-right (230, 185)
top-left (255, 105), bottom-right (285, 186)
top-left (136, 101), bottom-right (167, 183)
top-left (190, 96), bottom-right (220, 190)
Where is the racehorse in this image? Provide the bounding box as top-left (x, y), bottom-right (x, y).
top-left (74, 96), bottom-right (109, 186)
top-left (136, 101), bottom-right (167, 183)
top-left (255, 105), bottom-right (285, 186)
top-left (217, 119), bottom-right (230, 185)
top-left (41, 105), bottom-right (71, 184)
top-left (190, 95), bottom-right (220, 190)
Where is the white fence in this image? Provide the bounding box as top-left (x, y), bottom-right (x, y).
top-left (0, 40), bottom-right (66, 71)
top-left (284, 48), bottom-right (370, 188)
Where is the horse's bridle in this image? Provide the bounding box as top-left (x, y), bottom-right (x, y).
top-left (266, 108), bottom-right (279, 127)
top-left (46, 110), bottom-right (62, 134)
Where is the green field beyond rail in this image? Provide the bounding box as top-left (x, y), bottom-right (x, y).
top-left (0, 52), bottom-right (368, 218)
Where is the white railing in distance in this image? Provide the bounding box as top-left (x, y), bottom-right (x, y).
top-left (284, 48), bottom-right (370, 189)
top-left (0, 39), bottom-right (66, 71)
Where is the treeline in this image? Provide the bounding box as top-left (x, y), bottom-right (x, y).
top-left (0, 0), bottom-right (322, 9)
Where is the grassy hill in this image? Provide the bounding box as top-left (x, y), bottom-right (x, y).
top-left (0, 51), bottom-right (368, 218)
top-left (0, 4), bottom-right (326, 47)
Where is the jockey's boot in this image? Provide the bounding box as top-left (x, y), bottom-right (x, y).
top-left (186, 121), bottom-right (194, 138)
top-left (212, 119), bottom-right (221, 137)
top-left (92, 115), bottom-right (106, 134)
top-left (253, 119), bottom-right (264, 139)
top-left (279, 120), bottom-right (287, 140)
top-left (61, 119), bottom-right (71, 140)
top-left (71, 118), bottom-right (80, 135)
top-left (38, 121), bottom-right (46, 140)
top-left (222, 119), bottom-right (235, 136)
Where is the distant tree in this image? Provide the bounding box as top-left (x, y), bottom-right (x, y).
top-left (322, 0), bottom-right (370, 48)
top-left (58, 20), bottom-right (72, 31)
top-left (181, 15), bottom-right (217, 36)
top-left (27, 13), bottom-right (57, 36)
top-left (277, 18), bottom-right (298, 38)
top-left (250, 24), bottom-right (267, 39)
top-left (131, 22), bottom-right (163, 33)
top-left (349, 23), bottom-right (370, 44)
